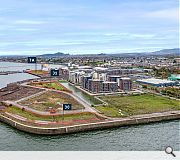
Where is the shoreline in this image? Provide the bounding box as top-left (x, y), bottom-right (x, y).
top-left (0, 110), bottom-right (179, 135)
top-left (0, 75), bottom-right (179, 135)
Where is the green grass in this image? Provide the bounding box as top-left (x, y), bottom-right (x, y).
top-left (32, 82), bottom-right (65, 91)
top-left (59, 80), bottom-right (68, 83)
top-left (42, 82), bottom-right (64, 90)
top-left (96, 94), bottom-right (180, 117)
top-left (6, 106), bottom-right (96, 122)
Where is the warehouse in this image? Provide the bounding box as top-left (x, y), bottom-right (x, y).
top-left (136, 78), bottom-right (178, 87)
top-left (168, 74), bottom-right (180, 81)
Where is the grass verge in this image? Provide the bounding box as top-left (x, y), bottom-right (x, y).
top-left (6, 106), bottom-right (97, 122)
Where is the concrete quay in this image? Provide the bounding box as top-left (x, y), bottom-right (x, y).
top-left (0, 110), bottom-right (179, 135)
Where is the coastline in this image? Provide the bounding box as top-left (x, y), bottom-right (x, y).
top-left (0, 110), bottom-right (179, 135)
top-left (0, 74), bottom-right (179, 135)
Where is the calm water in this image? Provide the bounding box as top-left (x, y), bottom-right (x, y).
top-left (0, 62), bottom-right (179, 151)
top-left (0, 73), bottom-right (39, 89)
top-left (0, 62), bottom-right (65, 72)
top-left (0, 62), bottom-right (41, 71)
top-left (0, 120), bottom-right (179, 151)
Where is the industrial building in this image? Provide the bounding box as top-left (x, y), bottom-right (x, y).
top-left (168, 74), bottom-right (180, 81)
top-left (136, 78), bottom-right (178, 87)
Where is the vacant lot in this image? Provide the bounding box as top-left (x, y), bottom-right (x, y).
top-left (96, 94), bottom-right (180, 117)
top-left (18, 91), bottom-right (84, 111)
top-left (0, 86), bottom-right (42, 101)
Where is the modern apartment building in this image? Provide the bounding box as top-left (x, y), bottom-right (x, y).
top-left (118, 77), bottom-right (132, 91)
top-left (102, 81), bottom-right (118, 92)
top-left (88, 79), bottom-right (103, 93)
top-left (108, 75), bottom-right (121, 82)
top-left (69, 71), bottom-right (85, 84)
top-left (82, 76), bottom-right (118, 93)
top-left (59, 68), bottom-right (69, 79)
top-left (81, 75), bottom-right (92, 89)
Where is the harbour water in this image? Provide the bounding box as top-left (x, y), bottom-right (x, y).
top-left (0, 73), bottom-right (39, 89)
top-left (0, 120), bottom-right (179, 151)
top-left (0, 62), bottom-right (179, 151)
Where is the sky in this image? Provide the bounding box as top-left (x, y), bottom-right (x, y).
top-left (0, 0), bottom-right (179, 55)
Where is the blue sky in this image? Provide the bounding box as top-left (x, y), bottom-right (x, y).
top-left (0, 0), bottom-right (179, 55)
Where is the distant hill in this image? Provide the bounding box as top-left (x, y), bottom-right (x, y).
top-left (151, 48), bottom-right (179, 55)
top-left (38, 52), bottom-right (69, 58)
top-left (35, 48), bottom-right (180, 58)
top-left (107, 48), bottom-right (180, 57)
top-left (1, 48), bottom-right (178, 58)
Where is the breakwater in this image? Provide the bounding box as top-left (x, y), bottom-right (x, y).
top-left (0, 111), bottom-right (179, 135)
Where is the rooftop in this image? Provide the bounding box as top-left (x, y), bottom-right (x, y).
top-left (103, 81), bottom-right (117, 84)
top-left (108, 75), bottom-right (121, 78)
top-left (169, 74), bottom-right (180, 79)
top-left (137, 78), bottom-right (175, 84)
top-left (120, 77), bottom-right (131, 80)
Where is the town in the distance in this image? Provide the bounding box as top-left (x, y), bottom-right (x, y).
top-left (0, 48), bottom-right (179, 135)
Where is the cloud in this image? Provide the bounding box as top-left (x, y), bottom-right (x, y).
top-left (0, 0), bottom-right (179, 55)
top-left (145, 8), bottom-right (179, 20)
top-left (14, 20), bottom-right (46, 25)
top-left (103, 33), bottom-right (156, 39)
top-left (14, 28), bottom-right (39, 31)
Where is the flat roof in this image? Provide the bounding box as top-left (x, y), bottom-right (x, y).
top-left (94, 67), bottom-right (108, 70)
top-left (120, 77), bottom-right (131, 80)
top-left (89, 79), bottom-right (103, 81)
top-left (108, 75), bottom-right (121, 78)
top-left (137, 78), bottom-right (175, 84)
top-left (78, 66), bottom-right (92, 69)
top-left (103, 81), bottom-right (117, 83)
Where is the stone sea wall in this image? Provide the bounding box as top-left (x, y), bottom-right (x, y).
top-left (0, 111), bottom-right (179, 135)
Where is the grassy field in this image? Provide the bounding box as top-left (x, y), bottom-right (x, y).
top-left (96, 94), bottom-right (180, 117)
top-left (18, 91), bottom-right (84, 111)
top-left (6, 106), bottom-right (97, 122)
top-left (33, 82), bottom-right (65, 90)
top-left (59, 80), bottom-right (68, 83)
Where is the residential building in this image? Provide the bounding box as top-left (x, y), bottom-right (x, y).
top-left (108, 75), bottom-right (121, 82)
top-left (102, 81), bottom-right (118, 92)
top-left (81, 75), bottom-right (92, 89)
top-left (88, 79), bottom-right (103, 93)
top-left (118, 77), bottom-right (132, 90)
